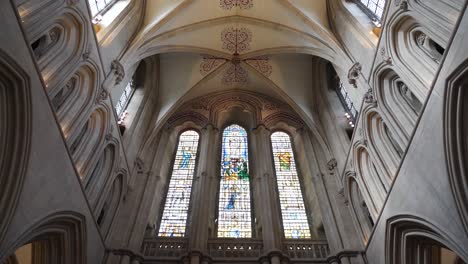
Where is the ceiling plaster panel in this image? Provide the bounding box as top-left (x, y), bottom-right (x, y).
top-left (135, 21), bottom-right (335, 63)
top-left (149, 0), bottom-right (331, 41)
top-left (288, 0), bottom-right (329, 29)
top-left (144, 0), bottom-right (186, 29)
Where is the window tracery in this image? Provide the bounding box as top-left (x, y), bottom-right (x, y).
top-left (158, 130), bottom-right (200, 237)
top-left (271, 132), bottom-right (311, 239)
top-left (115, 80), bottom-right (135, 119)
top-left (88, 0), bottom-right (118, 18)
top-left (356, 0), bottom-right (386, 21)
top-left (217, 124), bottom-right (252, 238)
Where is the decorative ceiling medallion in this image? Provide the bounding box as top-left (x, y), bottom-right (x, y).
top-left (200, 56), bottom-right (227, 75)
top-left (199, 26), bottom-right (272, 86)
top-left (245, 56), bottom-right (273, 77)
top-left (220, 0), bottom-right (253, 10)
top-left (221, 27), bottom-right (252, 54)
top-left (222, 64), bottom-right (249, 86)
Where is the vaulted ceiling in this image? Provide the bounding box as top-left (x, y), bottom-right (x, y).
top-left (122, 0), bottom-right (351, 136)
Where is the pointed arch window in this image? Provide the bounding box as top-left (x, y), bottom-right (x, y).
top-left (271, 132), bottom-right (311, 239)
top-left (158, 130), bottom-right (200, 237)
top-left (217, 124), bottom-right (252, 238)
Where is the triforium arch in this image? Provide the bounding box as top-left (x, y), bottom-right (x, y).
top-left (346, 174), bottom-right (374, 245)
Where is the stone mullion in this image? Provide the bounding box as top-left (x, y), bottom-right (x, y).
top-left (251, 125), bottom-right (283, 252)
top-left (188, 124), bottom-right (219, 256)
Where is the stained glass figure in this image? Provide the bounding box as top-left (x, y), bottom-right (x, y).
top-left (158, 130), bottom-right (199, 237)
top-left (271, 132), bottom-right (311, 239)
top-left (217, 124), bottom-right (252, 238)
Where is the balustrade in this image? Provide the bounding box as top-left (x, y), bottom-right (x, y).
top-left (283, 240), bottom-right (330, 259)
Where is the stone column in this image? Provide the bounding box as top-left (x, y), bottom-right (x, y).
top-left (189, 124), bottom-right (219, 252)
top-left (251, 125), bottom-right (282, 251)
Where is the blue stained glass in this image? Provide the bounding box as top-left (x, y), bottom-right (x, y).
top-left (217, 124), bottom-right (252, 238)
top-left (271, 132), bottom-right (311, 239)
top-left (158, 130), bottom-right (199, 237)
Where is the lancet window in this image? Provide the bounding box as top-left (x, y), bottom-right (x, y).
top-left (158, 130), bottom-right (200, 237)
top-left (271, 132), bottom-right (311, 239)
top-left (356, 0), bottom-right (386, 21)
top-left (88, 0), bottom-right (118, 17)
top-left (217, 124), bottom-right (252, 238)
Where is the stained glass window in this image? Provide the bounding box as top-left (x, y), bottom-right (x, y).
top-left (158, 130), bottom-right (199, 237)
top-left (217, 124), bottom-right (252, 238)
top-left (271, 132), bottom-right (311, 239)
top-left (357, 0), bottom-right (386, 20)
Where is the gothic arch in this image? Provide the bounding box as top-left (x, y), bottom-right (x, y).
top-left (386, 13), bottom-right (446, 95)
top-left (0, 211), bottom-right (86, 264)
top-left (385, 215), bottom-right (468, 263)
top-left (86, 142), bottom-right (118, 208)
top-left (410, 0), bottom-right (463, 33)
top-left (95, 171), bottom-right (127, 239)
top-left (364, 110), bottom-right (401, 182)
top-left (444, 58), bottom-right (468, 233)
top-left (346, 176), bottom-right (373, 244)
top-left (354, 145), bottom-right (386, 220)
top-left (374, 66), bottom-right (421, 139)
top-left (0, 50), bottom-right (32, 243)
top-left (27, 9), bottom-right (88, 89)
top-left (72, 106), bottom-right (111, 180)
top-left (53, 62), bottom-right (100, 140)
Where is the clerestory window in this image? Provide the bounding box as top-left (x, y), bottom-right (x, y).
top-left (88, 0), bottom-right (118, 18)
top-left (158, 130), bottom-right (200, 237)
top-left (356, 0), bottom-right (386, 21)
top-left (271, 132), bottom-right (311, 239)
top-left (217, 124), bottom-right (252, 238)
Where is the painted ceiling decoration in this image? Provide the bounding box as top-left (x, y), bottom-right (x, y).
top-left (199, 26), bottom-right (272, 86)
top-left (220, 0), bottom-right (254, 10)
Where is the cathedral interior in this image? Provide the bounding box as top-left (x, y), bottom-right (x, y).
top-left (1, 0), bottom-right (468, 263)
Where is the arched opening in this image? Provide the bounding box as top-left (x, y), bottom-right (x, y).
top-left (0, 212), bottom-right (86, 264)
top-left (348, 177), bottom-right (374, 243)
top-left (85, 144), bottom-right (116, 207)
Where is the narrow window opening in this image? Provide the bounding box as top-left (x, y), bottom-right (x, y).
top-left (361, 200), bottom-right (375, 227)
top-left (31, 35), bottom-right (47, 58)
top-left (416, 32), bottom-right (445, 63)
top-left (217, 124), bottom-right (252, 238)
top-left (158, 131), bottom-right (199, 237)
top-left (271, 132), bottom-right (311, 239)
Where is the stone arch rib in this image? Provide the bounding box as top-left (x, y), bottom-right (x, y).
top-left (1, 211), bottom-right (87, 264)
top-left (0, 50), bottom-right (32, 243)
top-left (444, 58), bottom-right (468, 234)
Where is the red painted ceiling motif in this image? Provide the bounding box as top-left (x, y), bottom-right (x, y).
top-left (200, 56), bottom-right (227, 75)
top-left (245, 56), bottom-right (273, 77)
top-left (199, 26), bottom-right (272, 86)
top-left (221, 27), bottom-right (252, 54)
top-left (222, 64), bottom-right (249, 85)
top-left (220, 0), bottom-right (253, 10)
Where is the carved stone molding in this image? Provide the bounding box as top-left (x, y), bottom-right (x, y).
top-left (380, 48), bottom-right (392, 65)
top-left (348, 62), bottom-right (362, 88)
top-left (327, 158), bottom-right (337, 171)
top-left (364, 89), bottom-right (376, 104)
top-left (96, 88), bottom-right (109, 103)
top-left (4, 212), bottom-right (86, 264)
top-left (0, 50), bottom-right (32, 243)
top-left (111, 60), bottom-right (125, 85)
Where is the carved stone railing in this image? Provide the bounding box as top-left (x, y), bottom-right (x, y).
top-left (283, 240), bottom-right (330, 260)
top-left (141, 237), bottom-right (188, 258)
top-left (207, 238), bottom-right (263, 259)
